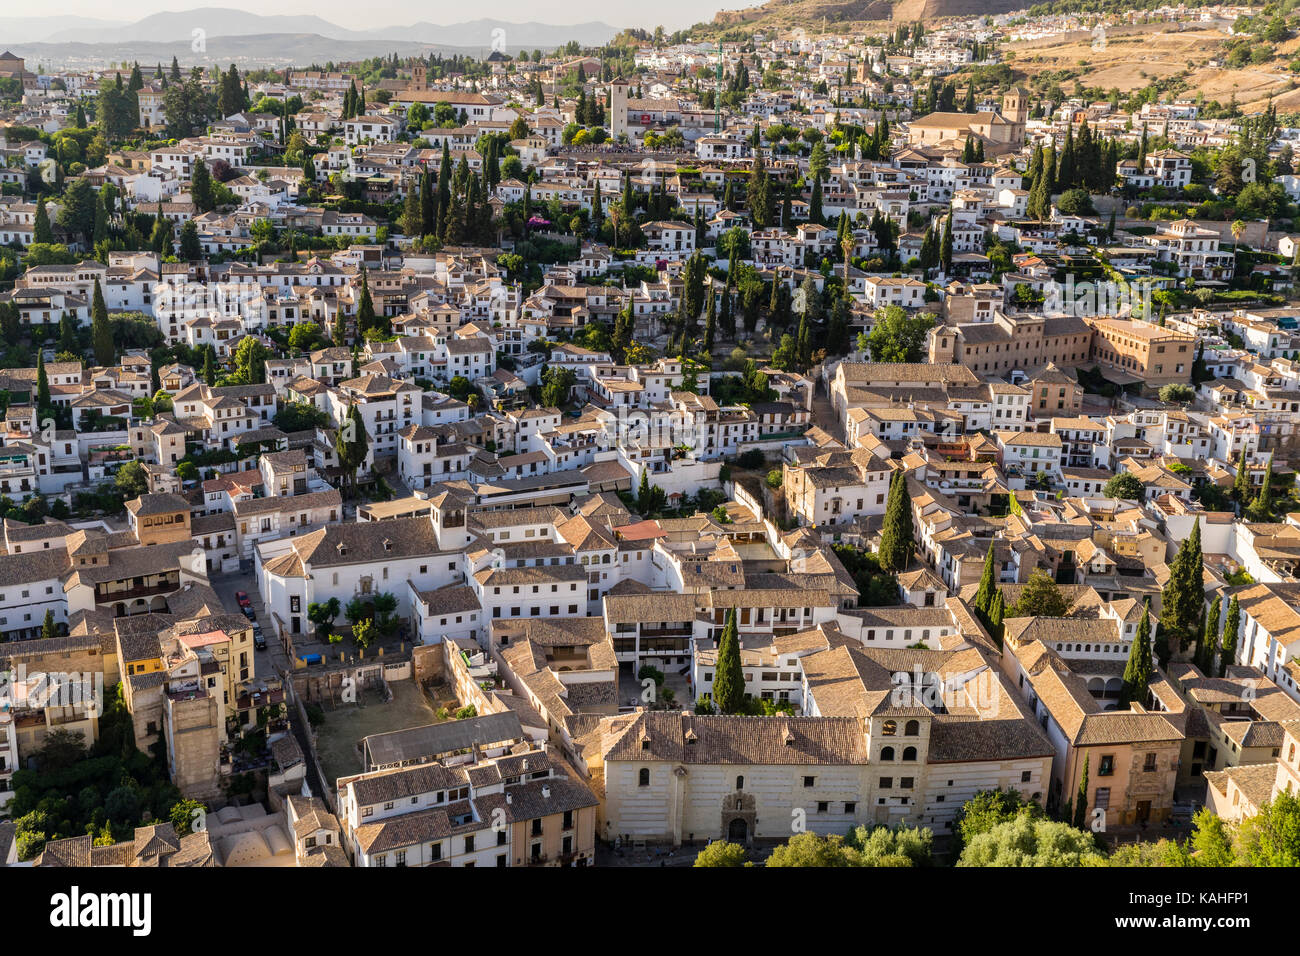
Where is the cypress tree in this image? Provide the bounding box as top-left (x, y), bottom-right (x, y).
top-left (1072, 755), bottom-right (1090, 831)
top-left (988, 589), bottom-right (1005, 648)
top-left (703, 281), bottom-right (716, 355)
top-left (92, 194), bottom-right (109, 249)
top-left (1232, 453), bottom-right (1254, 512)
top-left (712, 608), bottom-right (745, 715)
top-left (878, 469), bottom-right (914, 574)
top-left (1219, 596), bottom-right (1240, 677)
top-left (356, 267), bottom-right (375, 338)
top-left (1160, 517), bottom-right (1203, 658)
top-left (91, 278), bottom-right (113, 367)
top-left (973, 540), bottom-right (997, 618)
top-left (1246, 454), bottom-right (1275, 522)
top-left (42, 609), bottom-right (57, 640)
top-left (420, 167), bottom-right (435, 237)
top-left (333, 305), bottom-right (346, 346)
top-left (1198, 595), bottom-right (1221, 674)
top-left (202, 346), bottom-right (216, 386)
top-left (1059, 124), bottom-right (1076, 191)
top-left (36, 352), bottom-right (50, 412)
top-left (637, 468), bottom-right (651, 514)
top-left (34, 198), bottom-right (53, 244)
top-left (1120, 599), bottom-right (1153, 708)
top-left (940, 214), bottom-right (953, 274)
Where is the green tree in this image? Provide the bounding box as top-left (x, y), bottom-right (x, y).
top-left (33, 198), bottom-right (53, 244)
top-left (1190, 807), bottom-right (1237, 866)
top-left (91, 278), bottom-right (114, 366)
top-left (191, 158), bottom-right (214, 212)
top-left (35, 352), bottom-right (51, 412)
top-left (41, 609), bottom-right (57, 640)
top-left (973, 540), bottom-right (997, 619)
top-left (1103, 472), bottom-right (1144, 500)
top-left (308, 597), bottom-right (341, 640)
top-left (1218, 596), bottom-right (1240, 678)
top-left (958, 815), bottom-right (1104, 867)
top-left (169, 799), bottom-right (207, 836)
top-left (867, 306), bottom-right (935, 363)
top-left (712, 608), bottom-right (745, 715)
top-left (1246, 455), bottom-right (1275, 522)
top-left (1160, 518), bottom-right (1203, 657)
top-left (693, 840), bottom-right (748, 867)
top-left (1232, 454), bottom-right (1254, 511)
top-left (878, 470), bottom-right (914, 574)
top-left (1119, 599), bottom-right (1153, 708)
top-left (1197, 595), bottom-right (1221, 674)
top-left (988, 588), bottom-right (1006, 646)
top-left (335, 404), bottom-right (369, 497)
top-left (1010, 567), bottom-right (1070, 617)
top-left (231, 336), bottom-right (269, 385)
top-left (952, 788), bottom-right (1043, 854)
top-left (114, 460), bottom-right (149, 499)
top-left (352, 618), bottom-right (377, 650)
top-left (1238, 791), bottom-right (1300, 866)
top-left (178, 220), bottom-right (201, 260)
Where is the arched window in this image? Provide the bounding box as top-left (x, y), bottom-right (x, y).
top-left (903, 746), bottom-right (918, 761)
top-left (1291, 743), bottom-right (1297, 763)
top-left (882, 720), bottom-right (897, 736)
top-left (735, 775), bottom-right (745, 790)
top-left (882, 746), bottom-right (896, 761)
top-left (638, 768), bottom-right (650, 787)
top-left (904, 720), bottom-right (920, 736)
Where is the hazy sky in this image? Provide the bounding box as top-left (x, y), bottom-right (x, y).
top-left (30, 1), bottom-right (761, 31)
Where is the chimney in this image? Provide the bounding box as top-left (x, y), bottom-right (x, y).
top-left (506, 792), bottom-right (512, 804)
top-left (542, 785), bottom-right (551, 799)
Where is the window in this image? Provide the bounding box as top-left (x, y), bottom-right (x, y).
top-left (1143, 752), bottom-right (1157, 772)
top-left (880, 777), bottom-right (893, 789)
top-left (1094, 787), bottom-right (1111, 809)
top-left (639, 768), bottom-right (650, 787)
top-left (817, 801), bottom-right (829, 813)
top-left (904, 720), bottom-right (920, 736)
top-left (902, 746), bottom-right (917, 761)
top-left (803, 776), bottom-right (815, 788)
top-left (882, 720), bottom-right (896, 736)
top-left (464, 836), bottom-right (475, 853)
top-left (1098, 755), bottom-right (1114, 777)
top-left (844, 802), bottom-right (856, 814)
top-left (1021, 770), bottom-right (1031, 783)
top-left (430, 842), bottom-right (442, 861)
top-left (900, 777), bottom-right (914, 789)
top-left (880, 746), bottom-right (895, 761)
top-left (735, 775), bottom-right (744, 790)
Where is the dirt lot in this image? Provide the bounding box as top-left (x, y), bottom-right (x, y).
top-left (1003, 23), bottom-right (1300, 111)
top-left (313, 678), bottom-right (445, 786)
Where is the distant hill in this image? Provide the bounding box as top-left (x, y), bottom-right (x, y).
top-left (1, 8), bottom-right (619, 66)
top-left (704, 0), bottom-right (1035, 32)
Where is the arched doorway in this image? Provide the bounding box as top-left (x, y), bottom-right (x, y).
top-left (727, 817), bottom-right (748, 843)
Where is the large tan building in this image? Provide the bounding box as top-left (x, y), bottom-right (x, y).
top-left (1089, 318), bottom-right (1195, 387)
top-left (905, 89), bottom-right (1028, 149)
top-left (927, 312), bottom-right (1095, 376)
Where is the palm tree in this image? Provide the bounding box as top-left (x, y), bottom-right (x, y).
top-left (841, 233), bottom-right (855, 289)
top-left (1230, 219), bottom-right (1247, 278)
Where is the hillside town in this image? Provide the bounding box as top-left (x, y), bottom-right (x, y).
top-left (0, 2), bottom-right (1298, 876)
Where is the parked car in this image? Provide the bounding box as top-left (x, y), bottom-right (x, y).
top-left (235, 590), bottom-right (251, 608)
top-left (253, 630), bottom-right (267, 651)
top-left (242, 605), bottom-right (256, 621)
